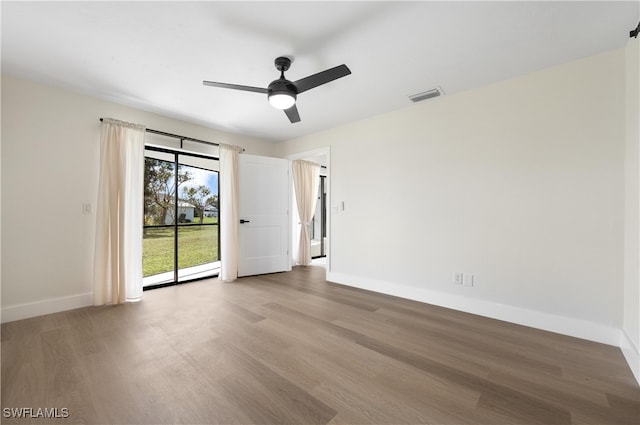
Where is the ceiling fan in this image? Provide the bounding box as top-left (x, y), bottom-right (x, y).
top-left (203, 57), bottom-right (351, 123)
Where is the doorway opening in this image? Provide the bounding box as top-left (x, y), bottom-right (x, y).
top-left (311, 174), bottom-right (327, 260)
top-left (143, 146), bottom-right (220, 289)
top-left (288, 148), bottom-right (330, 270)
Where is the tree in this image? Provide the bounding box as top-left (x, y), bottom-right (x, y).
top-left (144, 158), bottom-right (192, 225)
top-left (206, 194), bottom-right (219, 211)
top-left (182, 185), bottom-right (217, 224)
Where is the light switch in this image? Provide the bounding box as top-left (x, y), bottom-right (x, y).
top-left (463, 274), bottom-right (474, 287)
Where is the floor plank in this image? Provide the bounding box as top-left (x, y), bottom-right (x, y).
top-left (2, 266), bottom-right (638, 424)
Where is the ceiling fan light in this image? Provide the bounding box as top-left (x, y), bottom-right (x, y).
top-left (268, 93), bottom-right (296, 110)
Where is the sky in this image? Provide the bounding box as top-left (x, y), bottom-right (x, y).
top-left (181, 166), bottom-right (219, 196)
top-left (146, 156), bottom-right (219, 199)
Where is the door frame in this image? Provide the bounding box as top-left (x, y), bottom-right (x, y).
top-left (286, 147), bottom-right (331, 272)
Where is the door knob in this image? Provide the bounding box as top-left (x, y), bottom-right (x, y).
top-left (240, 219), bottom-right (250, 223)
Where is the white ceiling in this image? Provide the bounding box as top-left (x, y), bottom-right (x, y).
top-left (2, 1), bottom-right (638, 143)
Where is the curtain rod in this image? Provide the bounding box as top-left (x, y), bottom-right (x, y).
top-left (99, 118), bottom-right (244, 151)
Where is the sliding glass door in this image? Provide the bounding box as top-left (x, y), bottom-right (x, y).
top-left (143, 147), bottom-right (220, 288)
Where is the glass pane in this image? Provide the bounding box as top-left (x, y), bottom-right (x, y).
top-left (143, 153), bottom-right (177, 287)
top-left (142, 226), bottom-right (175, 286)
top-left (179, 153), bottom-right (220, 172)
top-left (176, 160), bottom-right (219, 226)
top-left (177, 158), bottom-right (219, 281)
top-left (144, 156), bottom-right (177, 226)
top-left (177, 225), bottom-right (219, 281)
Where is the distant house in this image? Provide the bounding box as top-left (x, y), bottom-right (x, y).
top-left (166, 201), bottom-right (195, 224)
top-left (204, 205), bottom-right (218, 218)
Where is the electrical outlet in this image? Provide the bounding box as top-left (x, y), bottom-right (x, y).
top-left (463, 274), bottom-right (474, 287)
top-left (453, 272), bottom-right (463, 285)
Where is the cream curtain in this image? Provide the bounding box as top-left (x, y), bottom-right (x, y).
top-left (292, 160), bottom-right (321, 266)
top-left (93, 118), bottom-right (145, 305)
top-left (219, 144), bottom-right (241, 282)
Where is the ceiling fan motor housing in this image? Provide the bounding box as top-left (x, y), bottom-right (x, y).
top-left (269, 57), bottom-right (297, 97)
top-left (267, 74), bottom-right (297, 109)
top-left (268, 78), bottom-right (297, 97)
top-left (267, 57), bottom-right (297, 109)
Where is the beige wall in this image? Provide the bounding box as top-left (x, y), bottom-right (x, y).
top-left (276, 48), bottom-right (627, 343)
top-left (624, 36), bottom-right (640, 381)
top-left (0, 75), bottom-right (275, 317)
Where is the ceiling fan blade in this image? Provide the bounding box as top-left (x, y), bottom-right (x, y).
top-left (284, 104), bottom-right (301, 123)
top-left (292, 64), bottom-right (351, 94)
top-left (203, 81), bottom-right (268, 94)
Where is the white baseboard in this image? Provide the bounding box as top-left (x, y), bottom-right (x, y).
top-left (1, 292), bottom-right (93, 323)
top-left (621, 329), bottom-right (640, 384)
top-left (326, 272), bottom-right (621, 346)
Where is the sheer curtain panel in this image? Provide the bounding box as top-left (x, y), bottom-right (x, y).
top-left (219, 144), bottom-right (241, 282)
top-left (93, 118), bottom-right (145, 305)
top-left (292, 160), bottom-right (321, 266)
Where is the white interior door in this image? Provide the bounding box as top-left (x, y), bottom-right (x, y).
top-left (238, 154), bottom-right (290, 277)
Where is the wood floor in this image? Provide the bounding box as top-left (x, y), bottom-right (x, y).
top-left (2, 266), bottom-right (639, 424)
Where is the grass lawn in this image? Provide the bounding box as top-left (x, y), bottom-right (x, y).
top-left (143, 222), bottom-right (219, 277)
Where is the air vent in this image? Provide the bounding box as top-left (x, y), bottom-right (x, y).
top-left (409, 87), bottom-right (444, 103)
